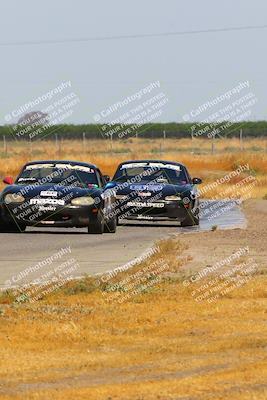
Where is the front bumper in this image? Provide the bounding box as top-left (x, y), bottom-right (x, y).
top-left (0, 203), bottom-right (100, 228)
top-left (117, 199), bottom-right (191, 222)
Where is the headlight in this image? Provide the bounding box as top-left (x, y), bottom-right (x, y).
top-left (71, 196), bottom-right (95, 206)
top-left (165, 195), bottom-right (181, 201)
top-left (116, 195), bottom-right (127, 200)
top-left (4, 193), bottom-right (25, 204)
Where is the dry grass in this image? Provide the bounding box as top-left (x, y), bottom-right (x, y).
top-left (0, 234), bottom-right (267, 399)
top-left (1, 137), bottom-right (267, 199)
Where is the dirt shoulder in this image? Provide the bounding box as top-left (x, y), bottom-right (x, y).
top-left (178, 199), bottom-right (267, 276)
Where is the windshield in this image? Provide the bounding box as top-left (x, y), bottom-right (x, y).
top-left (113, 163), bottom-right (189, 185)
top-left (16, 163), bottom-right (99, 188)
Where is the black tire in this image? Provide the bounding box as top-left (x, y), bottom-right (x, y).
top-left (180, 211), bottom-right (199, 227)
top-left (116, 217), bottom-right (122, 226)
top-left (0, 221), bottom-right (26, 233)
top-left (88, 213), bottom-right (104, 234)
top-left (104, 216), bottom-right (117, 233)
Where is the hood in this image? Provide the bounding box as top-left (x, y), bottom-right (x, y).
top-left (1, 183), bottom-right (102, 203)
top-left (107, 180), bottom-right (192, 198)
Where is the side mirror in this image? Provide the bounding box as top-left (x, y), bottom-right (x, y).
top-left (3, 176), bottom-right (14, 185)
top-left (192, 177), bottom-right (202, 185)
top-left (103, 175), bottom-right (110, 183)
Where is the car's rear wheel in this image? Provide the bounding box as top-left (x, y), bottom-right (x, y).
top-left (88, 212), bottom-right (104, 234)
top-left (104, 216), bottom-right (117, 233)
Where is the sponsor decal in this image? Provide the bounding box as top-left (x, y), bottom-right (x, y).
top-left (137, 192), bottom-right (152, 197)
top-left (18, 177), bottom-right (36, 182)
top-left (163, 164), bottom-right (181, 171)
top-left (26, 164), bottom-right (54, 170)
top-left (137, 215), bottom-right (154, 220)
top-left (30, 198), bottom-right (65, 206)
top-left (121, 163), bottom-right (147, 169)
top-left (26, 163), bottom-right (95, 173)
top-left (39, 206), bottom-right (57, 212)
top-left (40, 191), bottom-right (58, 197)
top-left (121, 162), bottom-right (181, 171)
top-left (130, 184), bottom-right (163, 192)
top-left (127, 201), bottom-right (164, 208)
top-left (55, 164), bottom-right (95, 173)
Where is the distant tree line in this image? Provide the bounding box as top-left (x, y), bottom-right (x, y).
top-left (0, 121), bottom-right (267, 140)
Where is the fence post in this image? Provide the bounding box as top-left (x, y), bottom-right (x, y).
top-left (83, 132), bottom-right (86, 150)
top-left (211, 136), bottom-right (215, 154)
top-left (240, 129), bottom-right (244, 151)
top-left (55, 133), bottom-right (60, 156)
top-left (110, 132), bottom-right (113, 151)
top-left (29, 138), bottom-right (32, 158)
top-left (3, 135), bottom-right (7, 155)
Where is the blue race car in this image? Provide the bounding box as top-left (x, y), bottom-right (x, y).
top-left (0, 160), bottom-right (116, 234)
top-left (107, 160), bottom-right (202, 226)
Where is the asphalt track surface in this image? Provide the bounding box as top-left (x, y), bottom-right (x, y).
top-left (0, 200), bottom-right (246, 288)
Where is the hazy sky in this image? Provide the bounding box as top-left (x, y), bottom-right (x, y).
top-left (0, 0), bottom-right (266, 124)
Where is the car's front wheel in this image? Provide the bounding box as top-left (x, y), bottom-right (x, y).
top-left (180, 210), bottom-right (199, 227)
top-left (116, 217), bottom-right (122, 226)
top-left (0, 221), bottom-right (26, 233)
top-left (104, 216), bottom-right (117, 233)
top-left (88, 213), bottom-right (104, 234)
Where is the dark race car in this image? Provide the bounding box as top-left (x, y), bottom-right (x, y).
top-left (0, 160), bottom-right (116, 234)
top-left (107, 160), bottom-right (202, 226)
